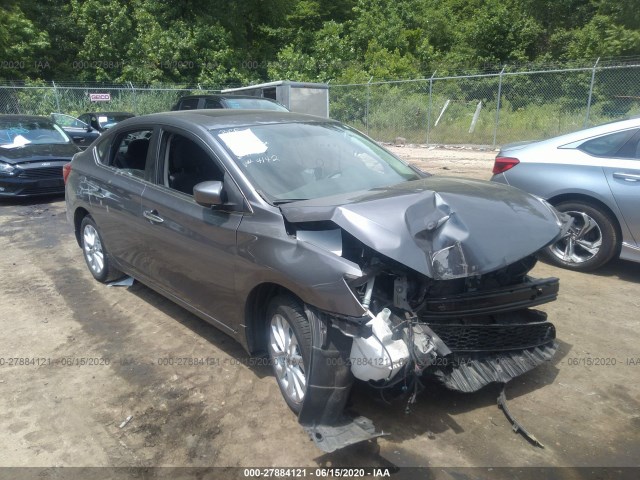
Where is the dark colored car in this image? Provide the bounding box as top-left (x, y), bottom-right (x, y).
top-left (172, 94), bottom-right (288, 112)
top-left (78, 112), bottom-right (135, 132)
top-left (51, 113), bottom-right (100, 149)
top-left (0, 115), bottom-right (80, 197)
top-left (65, 110), bottom-right (568, 452)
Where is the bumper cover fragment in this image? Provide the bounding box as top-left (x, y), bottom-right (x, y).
top-left (433, 342), bottom-right (557, 392)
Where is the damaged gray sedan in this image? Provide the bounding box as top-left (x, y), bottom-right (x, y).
top-left (65, 111), bottom-right (569, 452)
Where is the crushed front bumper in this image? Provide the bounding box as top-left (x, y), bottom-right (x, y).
top-left (298, 276), bottom-right (560, 451)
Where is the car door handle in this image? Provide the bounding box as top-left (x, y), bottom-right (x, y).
top-left (613, 172), bottom-right (640, 182)
top-left (143, 209), bottom-right (164, 224)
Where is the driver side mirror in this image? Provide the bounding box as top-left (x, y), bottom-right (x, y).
top-left (194, 181), bottom-right (225, 207)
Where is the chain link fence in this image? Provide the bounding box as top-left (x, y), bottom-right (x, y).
top-left (330, 61), bottom-right (640, 146)
top-left (0, 82), bottom-right (221, 118)
top-left (1, 61), bottom-right (639, 147)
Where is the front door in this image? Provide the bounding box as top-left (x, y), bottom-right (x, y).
top-left (137, 129), bottom-right (243, 333)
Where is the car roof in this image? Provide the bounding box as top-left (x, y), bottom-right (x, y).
top-left (535, 118), bottom-right (639, 146)
top-left (500, 117), bottom-right (640, 153)
top-left (559, 117), bottom-right (640, 141)
top-left (120, 110), bottom-right (335, 130)
top-left (0, 114), bottom-right (53, 122)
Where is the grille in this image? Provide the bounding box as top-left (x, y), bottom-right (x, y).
top-left (20, 185), bottom-right (65, 195)
top-left (428, 322), bottom-right (555, 352)
top-left (17, 167), bottom-right (63, 179)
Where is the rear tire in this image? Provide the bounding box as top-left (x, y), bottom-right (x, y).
top-left (266, 295), bottom-right (312, 414)
top-left (543, 200), bottom-right (618, 271)
top-left (80, 216), bottom-right (123, 283)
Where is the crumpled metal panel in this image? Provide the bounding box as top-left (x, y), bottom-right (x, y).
top-left (304, 416), bottom-right (385, 453)
top-left (433, 343), bottom-right (558, 393)
top-left (280, 177), bottom-right (565, 280)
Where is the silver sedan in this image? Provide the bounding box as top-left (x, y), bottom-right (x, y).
top-left (491, 118), bottom-right (640, 271)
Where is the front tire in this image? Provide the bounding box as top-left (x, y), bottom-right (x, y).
top-left (80, 216), bottom-right (123, 283)
top-left (266, 295), bottom-right (312, 413)
top-left (543, 200), bottom-right (619, 271)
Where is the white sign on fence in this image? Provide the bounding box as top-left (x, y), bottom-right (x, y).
top-left (89, 93), bottom-right (111, 102)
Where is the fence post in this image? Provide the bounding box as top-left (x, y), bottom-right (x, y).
top-left (366, 76), bottom-right (373, 135)
top-left (492, 65), bottom-right (506, 148)
top-left (52, 81), bottom-right (61, 113)
top-left (434, 99), bottom-right (450, 127)
top-left (469, 101), bottom-right (482, 133)
top-left (426, 71), bottom-right (436, 145)
top-left (584, 57), bottom-right (600, 127)
top-left (129, 81), bottom-right (137, 114)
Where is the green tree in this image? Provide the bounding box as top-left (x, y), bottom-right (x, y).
top-left (0, 1), bottom-right (49, 80)
top-left (2, 0), bottom-right (640, 85)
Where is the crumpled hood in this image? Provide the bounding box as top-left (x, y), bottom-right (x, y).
top-left (280, 177), bottom-right (565, 280)
top-left (0, 143), bottom-right (79, 164)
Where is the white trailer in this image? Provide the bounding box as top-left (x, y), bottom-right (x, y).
top-left (222, 81), bottom-right (329, 118)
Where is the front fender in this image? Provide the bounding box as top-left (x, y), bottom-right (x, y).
top-left (235, 216), bottom-right (366, 318)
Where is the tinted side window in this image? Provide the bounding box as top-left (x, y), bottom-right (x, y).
top-left (613, 130), bottom-right (640, 159)
top-left (178, 98), bottom-right (199, 110)
top-left (162, 134), bottom-right (223, 195)
top-left (203, 98), bottom-right (223, 108)
top-left (108, 130), bottom-right (153, 178)
top-left (579, 129), bottom-right (639, 158)
top-left (262, 88), bottom-right (277, 100)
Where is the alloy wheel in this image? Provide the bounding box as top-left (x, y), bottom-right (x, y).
top-left (83, 224), bottom-right (105, 275)
top-left (269, 313), bottom-right (306, 404)
top-left (549, 210), bottom-right (602, 264)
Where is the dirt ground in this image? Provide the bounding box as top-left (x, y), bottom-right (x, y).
top-left (0, 145), bottom-right (639, 476)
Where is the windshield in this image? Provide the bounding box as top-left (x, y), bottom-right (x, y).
top-left (222, 98), bottom-right (288, 112)
top-left (214, 122), bottom-right (421, 202)
top-left (0, 119), bottom-right (71, 148)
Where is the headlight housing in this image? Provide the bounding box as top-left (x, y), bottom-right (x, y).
top-left (0, 161), bottom-right (16, 176)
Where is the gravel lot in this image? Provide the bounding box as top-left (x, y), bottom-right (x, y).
top-left (0, 146), bottom-right (638, 475)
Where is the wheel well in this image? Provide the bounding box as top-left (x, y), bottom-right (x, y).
top-left (547, 193), bottom-right (622, 248)
top-left (73, 207), bottom-right (90, 247)
top-left (244, 283), bottom-right (303, 355)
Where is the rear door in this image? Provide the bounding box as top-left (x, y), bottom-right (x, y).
top-left (86, 127), bottom-right (157, 273)
top-left (137, 127), bottom-right (244, 333)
